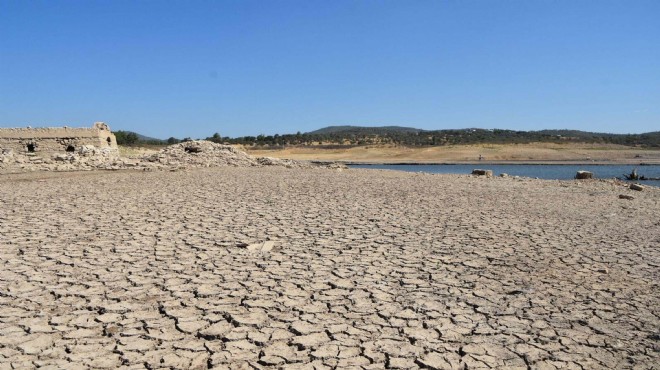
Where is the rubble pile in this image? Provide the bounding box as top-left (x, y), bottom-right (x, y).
top-left (0, 140), bottom-right (345, 173)
top-left (0, 147), bottom-right (123, 172)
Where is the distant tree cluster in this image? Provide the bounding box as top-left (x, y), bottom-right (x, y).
top-left (113, 127), bottom-right (660, 148)
top-left (114, 130), bottom-right (174, 146)
top-left (221, 128), bottom-right (660, 148)
top-left (114, 131), bottom-right (140, 145)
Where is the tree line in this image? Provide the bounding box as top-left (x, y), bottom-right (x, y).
top-left (114, 128), bottom-right (660, 148)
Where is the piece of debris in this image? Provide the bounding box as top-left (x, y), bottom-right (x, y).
top-left (623, 168), bottom-right (639, 180)
top-left (619, 194), bottom-right (634, 200)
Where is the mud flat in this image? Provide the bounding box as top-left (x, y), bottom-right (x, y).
top-left (0, 167), bottom-right (658, 369)
top-left (246, 143), bottom-right (660, 165)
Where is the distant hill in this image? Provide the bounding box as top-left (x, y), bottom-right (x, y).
top-left (135, 133), bottom-right (164, 143)
top-left (307, 125), bottom-right (423, 135)
top-left (225, 126), bottom-right (660, 147)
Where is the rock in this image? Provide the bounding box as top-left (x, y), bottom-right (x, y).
top-left (246, 243), bottom-right (262, 252)
top-left (261, 241), bottom-right (275, 252)
top-left (472, 169), bottom-right (493, 177)
top-left (1, 139), bottom-right (345, 173)
top-left (257, 157), bottom-right (283, 166)
top-left (326, 162), bottom-right (348, 170)
top-left (499, 173), bottom-right (509, 177)
top-left (629, 183), bottom-right (643, 191)
top-left (245, 240), bottom-right (277, 253)
top-left (79, 145), bottom-right (97, 156)
top-left (619, 194), bottom-right (634, 200)
top-left (575, 171), bottom-right (594, 179)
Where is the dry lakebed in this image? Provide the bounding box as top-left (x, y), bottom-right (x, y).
top-left (0, 166), bottom-right (658, 369)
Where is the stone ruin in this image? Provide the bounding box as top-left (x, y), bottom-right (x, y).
top-left (0, 126), bottom-right (346, 172)
top-left (0, 122), bottom-right (118, 156)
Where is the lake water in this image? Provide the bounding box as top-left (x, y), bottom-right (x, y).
top-left (349, 164), bottom-right (660, 187)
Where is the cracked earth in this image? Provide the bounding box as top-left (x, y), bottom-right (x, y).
top-left (0, 167), bottom-right (658, 369)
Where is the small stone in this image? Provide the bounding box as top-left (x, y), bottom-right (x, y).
top-left (629, 183), bottom-right (643, 191)
top-left (619, 194), bottom-right (634, 200)
top-left (96, 313), bottom-right (122, 323)
top-left (472, 169), bottom-right (493, 177)
top-left (261, 241), bottom-right (275, 252)
top-left (246, 243), bottom-right (261, 251)
top-left (575, 171), bottom-right (594, 179)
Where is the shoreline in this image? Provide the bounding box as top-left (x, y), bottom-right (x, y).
top-left (246, 143), bottom-right (660, 166)
top-left (338, 160), bottom-right (660, 166)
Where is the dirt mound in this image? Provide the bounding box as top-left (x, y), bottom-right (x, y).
top-left (141, 141), bottom-right (258, 168)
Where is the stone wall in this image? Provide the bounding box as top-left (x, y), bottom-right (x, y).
top-left (0, 122), bottom-right (117, 154)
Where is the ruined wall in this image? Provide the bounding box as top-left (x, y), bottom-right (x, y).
top-left (0, 122), bottom-right (118, 154)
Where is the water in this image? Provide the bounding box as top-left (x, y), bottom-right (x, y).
top-left (349, 164), bottom-right (660, 187)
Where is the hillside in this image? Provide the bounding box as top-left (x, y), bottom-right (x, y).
top-left (307, 125), bottom-right (423, 135)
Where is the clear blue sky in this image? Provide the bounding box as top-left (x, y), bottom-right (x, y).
top-left (1, 1), bottom-right (658, 138)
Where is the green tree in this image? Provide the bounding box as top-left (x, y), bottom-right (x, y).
top-left (207, 132), bottom-right (223, 143)
top-left (114, 131), bottom-right (139, 145)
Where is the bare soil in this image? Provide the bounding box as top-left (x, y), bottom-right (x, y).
top-left (246, 143), bottom-right (660, 164)
top-left (0, 167), bottom-right (658, 368)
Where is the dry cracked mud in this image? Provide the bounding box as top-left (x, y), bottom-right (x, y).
top-left (0, 167), bottom-right (658, 369)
